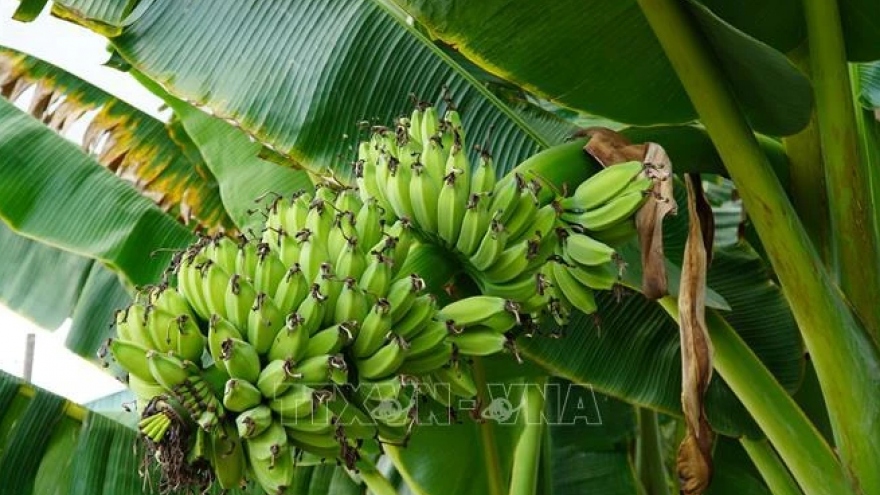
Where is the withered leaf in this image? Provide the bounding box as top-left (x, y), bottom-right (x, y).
top-left (677, 174), bottom-right (714, 495)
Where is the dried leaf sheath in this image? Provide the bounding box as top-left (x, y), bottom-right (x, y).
top-left (677, 174), bottom-right (714, 495)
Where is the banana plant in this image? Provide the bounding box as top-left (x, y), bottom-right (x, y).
top-left (1, 0), bottom-right (879, 494)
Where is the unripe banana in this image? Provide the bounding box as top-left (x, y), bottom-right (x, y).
top-left (383, 219), bottom-right (415, 269)
top-left (149, 286), bottom-right (195, 321)
top-left (237, 405), bottom-right (273, 439)
top-left (386, 273), bottom-right (426, 322)
top-left (470, 150), bottom-right (496, 195)
top-left (407, 320), bottom-right (450, 358)
top-left (359, 252), bottom-right (392, 296)
top-left (433, 364), bottom-right (478, 398)
top-left (448, 329), bottom-right (511, 357)
top-left (352, 299), bottom-right (393, 358)
top-left (297, 228), bottom-right (331, 284)
top-left (438, 295), bottom-right (519, 329)
top-left (355, 198), bottom-right (384, 249)
top-left (257, 359), bottom-right (298, 398)
top-left (590, 218), bottom-right (639, 247)
top-left (273, 264), bottom-right (308, 314)
top-left (268, 384), bottom-right (318, 418)
top-left (208, 314), bottom-right (242, 368)
top-left (210, 420), bottom-right (246, 490)
top-left (489, 173), bottom-right (523, 224)
top-left (205, 235), bottom-right (240, 275)
top-left (304, 322), bottom-right (356, 357)
top-left (268, 313), bottom-right (310, 363)
top-left (246, 421), bottom-right (293, 495)
top-left (567, 262), bottom-right (619, 291)
top-left (281, 191), bottom-right (312, 236)
top-left (147, 350), bottom-right (196, 392)
top-left (333, 278), bottom-right (369, 323)
top-left (108, 338), bottom-right (154, 383)
top-left (477, 271), bottom-right (543, 303)
top-left (328, 211), bottom-right (357, 258)
top-left (223, 378), bottom-right (263, 412)
top-left (114, 304), bottom-right (156, 351)
top-left (305, 197), bottom-right (335, 243)
top-left (564, 232), bottom-right (616, 266)
top-left (420, 106), bottom-right (440, 149)
top-left (220, 273), bottom-right (255, 330)
top-left (482, 240), bottom-right (530, 284)
top-left (293, 354), bottom-right (348, 386)
top-left (198, 260), bottom-right (235, 319)
top-left (409, 160), bottom-right (440, 232)
top-left (398, 341), bottom-right (454, 375)
top-left (391, 294), bottom-right (437, 340)
top-left (296, 284), bottom-right (328, 336)
top-left (504, 186), bottom-right (540, 241)
top-left (561, 190), bottom-right (648, 232)
top-left (247, 293), bottom-right (285, 355)
top-left (357, 337), bottom-right (409, 380)
top-left (470, 216), bottom-right (509, 271)
top-left (509, 203), bottom-right (558, 245)
top-left (385, 156), bottom-right (414, 220)
top-left (235, 241), bottom-right (259, 282)
top-left (220, 338), bottom-right (261, 384)
top-left (560, 160), bottom-right (645, 212)
top-left (549, 260), bottom-right (598, 315)
top-left (436, 171), bottom-right (467, 247)
top-left (176, 248), bottom-right (212, 320)
top-left (278, 230), bottom-right (303, 267)
top-left (282, 403), bottom-right (336, 436)
top-left (335, 238), bottom-right (367, 281)
top-left (357, 376), bottom-right (404, 403)
top-left (254, 244), bottom-right (287, 296)
top-left (409, 106), bottom-right (424, 145)
top-left (334, 187), bottom-right (362, 215)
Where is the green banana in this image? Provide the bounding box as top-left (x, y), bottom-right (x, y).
top-left (406, 320), bottom-right (450, 358)
top-left (391, 294), bottom-right (437, 340)
top-left (237, 405), bottom-right (273, 439)
top-left (561, 190), bottom-right (648, 231)
top-left (359, 252), bottom-right (392, 296)
top-left (269, 384), bottom-right (317, 418)
top-left (235, 241), bottom-right (259, 282)
top-left (352, 300), bottom-right (393, 358)
top-left (247, 293), bottom-right (285, 354)
top-left (482, 240), bottom-right (530, 284)
top-left (208, 315), bottom-right (243, 367)
top-left (550, 260), bottom-right (598, 315)
top-left (304, 322), bottom-right (355, 357)
top-left (398, 341), bottom-right (453, 375)
top-left (246, 421), bottom-right (293, 494)
top-left (333, 278), bottom-right (369, 323)
top-left (567, 262), bottom-right (619, 291)
top-left (357, 337), bottom-right (409, 380)
top-left (564, 231), bottom-right (616, 266)
top-left (109, 338), bottom-right (154, 383)
top-left (211, 420), bottom-right (246, 490)
top-left (409, 160), bottom-right (440, 232)
top-left (433, 364), bottom-right (478, 398)
top-left (296, 284), bottom-right (328, 336)
top-left (267, 313), bottom-right (310, 362)
top-left (470, 216), bottom-right (508, 271)
top-left (448, 329), bottom-right (511, 357)
top-left (386, 274), bottom-right (426, 322)
top-left (223, 378), bottom-right (263, 412)
top-left (220, 338), bottom-right (261, 384)
top-left (560, 160), bottom-right (645, 211)
top-left (470, 150), bottom-right (496, 195)
top-left (436, 171), bottom-right (467, 247)
top-left (273, 264), bottom-right (308, 314)
top-left (257, 359), bottom-right (298, 398)
top-left (147, 350), bottom-right (196, 392)
top-left (437, 295), bottom-right (519, 329)
top-left (254, 245), bottom-right (287, 296)
top-left (224, 273), bottom-right (258, 330)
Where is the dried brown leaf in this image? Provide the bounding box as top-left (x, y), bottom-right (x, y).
top-left (677, 174), bottom-right (714, 495)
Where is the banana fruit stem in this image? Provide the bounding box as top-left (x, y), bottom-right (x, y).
top-left (658, 297), bottom-right (851, 495)
top-left (472, 357), bottom-right (508, 495)
top-left (508, 378), bottom-right (546, 495)
top-left (637, 0), bottom-right (880, 491)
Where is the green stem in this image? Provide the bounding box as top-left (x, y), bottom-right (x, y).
top-left (509, 378), bottom-right (546, 495)
top-left (637, 1), bottom-right (880, 491)
top-left (740, 438), bottom-right (803, 495)
top-left (358, 463), bottom-right (399, 495)
top-left (803, 0), bottom-right (880, 343)
top-left (635, 408), bottom-right (670, 495)
top-left (782, 44), bottom-right (832, 265)
top-left (658, 297), bottom-right (852, 495)
top-left (472, 357), bottom-right (508, 495)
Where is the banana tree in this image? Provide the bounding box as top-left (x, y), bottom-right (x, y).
top-left (1, 0), bottom-right (879, 494)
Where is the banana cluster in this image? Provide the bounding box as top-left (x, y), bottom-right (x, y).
top-left (354, 108), bottom-right (656, 327)
top-left (106, 185), bottom-right (522, 494)
top-left (104, 104), bottom-right (662, 495)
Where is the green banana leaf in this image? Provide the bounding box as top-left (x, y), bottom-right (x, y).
top-left (394, 0), bottom-right (812, 136)
top-left (110, 0), bottom-right (571, 179)
top-left (0, 96), bottom-right (194, 287)
top-left (0, 371), bottom-right (369, 495)
top-left (12, 0), bottom-right (48, 22)
top-left (0, 221), bottom-right (131, 358)
top-left (0, 46), bottom-right (233, 234)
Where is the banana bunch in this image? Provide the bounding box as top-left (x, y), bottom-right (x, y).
top-left (102, 102), bottom-right (664, 495)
